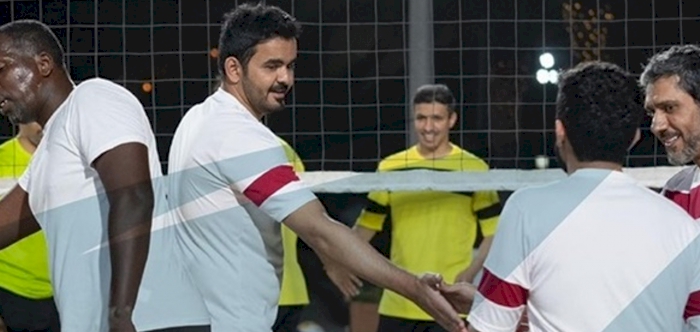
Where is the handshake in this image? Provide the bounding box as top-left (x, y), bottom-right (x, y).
top-left (419, 272), bottom-right (477, 315)
top-left (326, 264), bottom-right (477, 332)
top-left (326, 266), bottom-right (530, 332)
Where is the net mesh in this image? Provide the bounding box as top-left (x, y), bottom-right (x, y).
top-left (0, 0), bottom-right (696, 192)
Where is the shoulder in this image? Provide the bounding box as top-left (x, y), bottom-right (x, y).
top-left (663, 166), bottom-right (696, 193)
top-left (0, 138), bottom-right (17, 153)
top-left (504, 177), bottom-right (571, 212)
top-left (0, 138), bottom-right (19, 164)
top-left (377, 148), bottom-right (413, 171)
top-left (73, 78), bottom-right (133, 97)
top-left (635, 182), bottom-right (696, 221)
top-left (454, 147), bottom-right (489, 170)
top-left (71, 78), bottom-right (141, 109)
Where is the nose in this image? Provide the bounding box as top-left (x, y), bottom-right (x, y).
top-left (277, 67), bottom-right (293, 87)
top-left (424, 118), bottom-right (436, 131)
top-left (650, 110), bottom-right (668, 137)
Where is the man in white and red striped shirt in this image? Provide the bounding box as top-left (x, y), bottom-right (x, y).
top-left (450, 62), bottom-right (700, 332)
top-left (642, 45), bottom-right (700, 221)
top-left (641, 44), bottom-right (700, 330)
top-left (166, 3), bottom-right (466, 332)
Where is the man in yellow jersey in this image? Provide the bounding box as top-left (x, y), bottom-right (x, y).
top-left (326, 84), bottom-right (501, 332)
top-left (274, 137), bottom-right (310, 332)
top-left (0, 122), bottom-right (60, 332)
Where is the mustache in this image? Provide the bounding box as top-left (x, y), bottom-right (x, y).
top-left (270, 84), bottom-right (289, 93)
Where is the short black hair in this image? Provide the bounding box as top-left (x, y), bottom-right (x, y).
top-left (556, 61), bottom-right (644, 164)
top-left (640, 44), bottom-right (700, 105)
top-left (0, 19), bottom-right (65, 67)
top-left (218, 2), bottom-right (301, 75)
top-left (412, 84), bottom-right (457, 113)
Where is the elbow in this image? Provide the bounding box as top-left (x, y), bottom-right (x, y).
top-left (122, 189), bottom-right (154, 217)
top-left (107, 185), bottom-right (155, 226)
top-left (301, 222), bottom-right (333, 254)
top-left (296, 218), bottom-right (342, 259)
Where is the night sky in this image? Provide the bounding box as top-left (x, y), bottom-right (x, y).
top-left (1, 0), bottom-right (698, 172)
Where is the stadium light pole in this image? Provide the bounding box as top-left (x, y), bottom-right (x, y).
top-left (407, 0), bottom-right (434, 146)
top-left (536, 52), bottom-right (558, 85)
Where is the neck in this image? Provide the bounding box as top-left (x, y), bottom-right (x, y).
top-left (566, 160), bottom-right (622, 175)
top-left (222, 81), bottom-right (265, 121)
top-left (16, 129), bottom-right (39, 154)
top-left (35, 73), bottom-right (74, 127)
top-left (416, 142), bottom-right (452, 159)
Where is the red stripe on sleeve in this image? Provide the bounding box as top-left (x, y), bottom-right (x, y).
top-left (478, 268), bottom-right (528, 308)
top-left (685, 290), bottom-right (700, 320)
top-left (243, 165), bottom-right (299, 206)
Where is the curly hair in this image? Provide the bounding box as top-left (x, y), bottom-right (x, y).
top-left (556, 61), bottom-right (644, 164)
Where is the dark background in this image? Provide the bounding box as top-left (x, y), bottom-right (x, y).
top-left (2, 0), bottom-right (695, 172)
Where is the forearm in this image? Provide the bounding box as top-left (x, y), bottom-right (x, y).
top-left (471, 236), bottom-right (494, 271)
top-left (304, 216), bottom-right (418, 299)
top-left (0, 186), bottom-right (40, 250)
top-left (353, 224), bottom-right (377, 242)
top-left (107, 192), bottom-right (153, 316)
top-left (0, 216), bottom-right (40, 250)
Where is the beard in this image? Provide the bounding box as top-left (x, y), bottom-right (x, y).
top-left (666, 132), bottom-right (700, 166)
top-left (6, 107), bottom-right (32, 125)
top-left (241, 76), bottom-right (288, 115)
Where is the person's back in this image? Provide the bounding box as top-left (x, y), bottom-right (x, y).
top-left (471, 168), bottom-right (700, 331)
top-left (464, 61), bottom-right (700, 332)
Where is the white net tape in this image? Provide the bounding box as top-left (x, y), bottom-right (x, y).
top-left (0, 166), bottom-right (683, 198)
top-left (299, 166), bottom-right (686, 193)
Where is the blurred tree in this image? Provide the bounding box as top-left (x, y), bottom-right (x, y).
top-left (563, 1), bottom-right (615, 63)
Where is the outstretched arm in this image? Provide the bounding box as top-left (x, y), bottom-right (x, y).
top-left (323, 224), bottom-right (377, 300)
top-left (0, 185), bottom-right (40, 250)
top-left (284, 199), bottom-right (467, 332)
top-left (93, 143), bottom-right (154, 331)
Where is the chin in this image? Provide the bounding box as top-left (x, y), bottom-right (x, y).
top-left (267, 103), bottom-right (286, 113)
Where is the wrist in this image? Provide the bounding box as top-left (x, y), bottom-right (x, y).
top-left (403, 274), bottom-right (423, 300)
top-left (109, 306), bottom-right (133, 321)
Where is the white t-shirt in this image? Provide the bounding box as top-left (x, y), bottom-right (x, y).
top-left (167, 88), bottom-right (316, 331)
top-left (467, 169), bottom-right (700, 332)
top-left (19, 78), bottom-right (209, 331)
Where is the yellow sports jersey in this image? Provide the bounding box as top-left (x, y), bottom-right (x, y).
top-left (0, 138), bottom-right (52, 299)
top-left (278, 138), bottom-right (309, 306)
top-left (356, 144), bottom-right (501, 321)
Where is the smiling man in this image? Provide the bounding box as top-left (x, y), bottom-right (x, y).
top-left (166, 4), bottom-right (466, 332)
top-left (641, 45), bottom-right (700, 218)
top-left (325, 84), bottom-right (501, 332)
top-left (0, 20), bottom-right (209, 332)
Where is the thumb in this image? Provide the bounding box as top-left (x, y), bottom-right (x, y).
top-left (420, 273), bottom-right (443, 288)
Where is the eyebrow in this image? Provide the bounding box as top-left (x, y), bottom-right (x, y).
top-left (645, 99), bottom-right (680, 111)
top-left (264, 57), bottom-right (296, 65)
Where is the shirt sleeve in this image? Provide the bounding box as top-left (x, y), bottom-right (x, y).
top-left (70, 80), bottom-right (153, 166)
top-left (17, 166), bottom-right (30, 194)
top-left (355, 190), bottom-right (389, 231)
top-left (468, 191), bottom-right (530, 332)
top-left (215, 122), bottom-right (316, 222)
top-left (473, 190), bottom-right (502, 237)
top-left (354, 161), bottom-right (390, 231)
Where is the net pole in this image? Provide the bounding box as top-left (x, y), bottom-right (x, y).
top-left (407, 0), bottom-right (434, 146)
